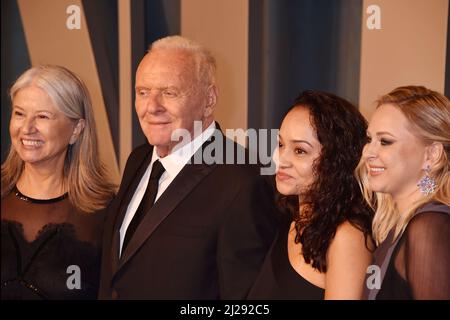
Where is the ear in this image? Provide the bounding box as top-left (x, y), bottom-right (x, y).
top-left (203, 84), bottom-right (218, 118)
top-left (69, 119), bottom-right (86, 145)
top-left (423, 142), bottom-right (444, 169)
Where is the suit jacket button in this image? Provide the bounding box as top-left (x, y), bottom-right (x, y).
top-left (111, 289), bottom-right (118, 299)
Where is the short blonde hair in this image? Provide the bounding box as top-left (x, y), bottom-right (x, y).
top-left (2, 65), bottom-right (116, 213)
top-left (357, 86), bottom-right (450, 244)
top-left (148, 35), bottom-right (217, 87)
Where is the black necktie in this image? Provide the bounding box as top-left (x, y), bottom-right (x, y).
top-left (123, 160), bottom-right (165, 250)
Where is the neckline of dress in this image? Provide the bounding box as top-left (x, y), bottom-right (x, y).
top-left (13, 185), bottom-right (68, 204)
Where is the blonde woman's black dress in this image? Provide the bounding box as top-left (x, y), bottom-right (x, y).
top-left (363, 201), bottom-right (450, 300)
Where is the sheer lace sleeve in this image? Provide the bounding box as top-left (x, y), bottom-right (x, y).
top-left (403, 211), bottom-right (450, 299)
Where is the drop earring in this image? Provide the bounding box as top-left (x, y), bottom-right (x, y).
top-left (417, 165), bottom-right (437, 196)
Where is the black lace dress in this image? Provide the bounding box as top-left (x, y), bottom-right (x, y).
top-left (1, 187), bottom-right (105, 300)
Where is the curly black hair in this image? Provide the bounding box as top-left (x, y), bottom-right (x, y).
top-left (277, 90), bottom-right (374, 273)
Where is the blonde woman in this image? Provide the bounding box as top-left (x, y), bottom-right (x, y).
top-left (1, 65), bottom-right (116, 299)
top-left (359, 86), bottom-right (450, 299)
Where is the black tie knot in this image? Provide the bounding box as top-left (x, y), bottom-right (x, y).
top-left (150, 160), bottom-right (165, 181)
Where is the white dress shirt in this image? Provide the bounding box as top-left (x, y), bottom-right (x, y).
top-left (119, 122), bottom-right (216, 256)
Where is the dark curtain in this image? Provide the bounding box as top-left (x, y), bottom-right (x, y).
top-left (1, 0), bottom-right (31, 163)
top-left (248, 0), bottom-right (363, 131)
top-left (131, 0), bottom-right (180, 149)
top-left (82, 0), bottom-right (119, 159)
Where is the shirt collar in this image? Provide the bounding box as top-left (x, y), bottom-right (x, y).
top-left (151, 121), bottom-right (217, 178)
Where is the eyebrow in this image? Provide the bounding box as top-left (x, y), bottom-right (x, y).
top-left (292, 139), bottom-right (313, 147)
top-left (13, 105), bottom-right (54, 113)
top-left (135, 85), bottom-right (179, 91)
top-left (374, 131), bottom-right (397, 138)
top-left (278, 134), bottom-right (314, 147)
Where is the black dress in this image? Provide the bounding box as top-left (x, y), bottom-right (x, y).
top-left (1, 187), bottom-right (105, 300)
top-left (247, 214), bottom-right (324, 299)
top-left (363, 201), bottom-right (450, 300)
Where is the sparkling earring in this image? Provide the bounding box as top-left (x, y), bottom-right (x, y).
top-left (417, 165), bottom-right (437, 196)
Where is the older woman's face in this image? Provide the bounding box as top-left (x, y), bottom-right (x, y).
top-left (10, 86), bottom-right (77, 169)
top-left (274, 107), bottom-right (322, 196)
top-left (362, 103), bottom-right (427, 200)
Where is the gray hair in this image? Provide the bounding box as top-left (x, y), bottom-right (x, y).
top-left (3, 65), bottom-right (115, 213)
top-left (10, 65), bottom-right (88, 121)
top-left (148, 35), bottom-right (217, 87)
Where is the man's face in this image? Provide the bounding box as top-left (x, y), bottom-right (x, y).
top-left (135, 49), bottom-right (214, 157)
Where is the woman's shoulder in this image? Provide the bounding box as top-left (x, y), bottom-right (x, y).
top-left (400, 203), bottom-right (450, 277)
top-left (335, 220), bottom-right (366, 239)
top-left (406, 201), bottom-right (450, 233)
top-left (64, 206), bottom-right (106, 245)
top-left (400, 202), bottom-right (450, 256)
top-left (406, 203), bottom-right (450, 238)
top-left (74, 206), bottom-right (107, 224)
top-left (329, 220), bottom-right (371, 254)
top-left (415, 201), bottom-right (450, 215)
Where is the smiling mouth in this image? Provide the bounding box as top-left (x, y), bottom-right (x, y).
top-left (368, 166), bottom-right (385, 175)
top-left (21, 139), bottom-right (44, 147)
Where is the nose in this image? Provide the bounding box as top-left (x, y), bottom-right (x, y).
top-left (22, 116), bottom-right (37, 134)
top-left (144, 90), bottom-right (166, 115)
top-left (276, 146), bottom-right (292, 169)
top-left (362, 140), bottom-right (377, 162)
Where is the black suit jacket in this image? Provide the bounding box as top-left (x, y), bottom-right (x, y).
top-left (98, 130), bottom-right (277, 299)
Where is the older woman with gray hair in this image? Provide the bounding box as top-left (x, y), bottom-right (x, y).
top-left (1, 65), bottom-right (116, 299)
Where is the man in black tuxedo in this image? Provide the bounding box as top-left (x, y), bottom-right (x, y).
top-left (98, 36), bottom-right (277, 299)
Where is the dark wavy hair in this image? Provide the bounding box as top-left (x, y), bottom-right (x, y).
top-left (277, 90), bottom-right (374, 273)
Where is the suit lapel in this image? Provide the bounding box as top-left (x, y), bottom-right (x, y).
top-left (114, 126), bottom-right (223, 274)
top-left (117, 160), bottom-right (216, 270)
top-left (110, 146), bottom-right (153, 275)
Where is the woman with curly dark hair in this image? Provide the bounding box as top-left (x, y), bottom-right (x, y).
top-left (248, 90), bottom-right (374, 299)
